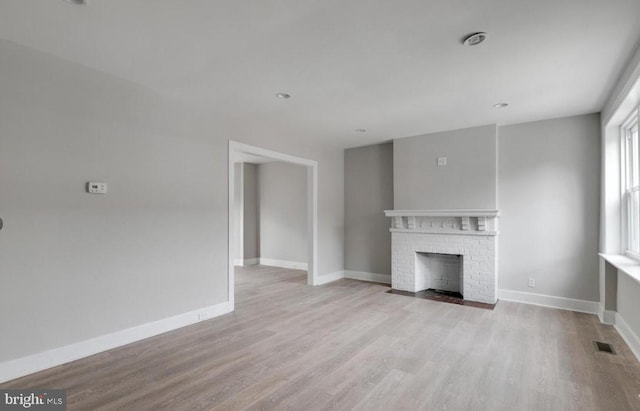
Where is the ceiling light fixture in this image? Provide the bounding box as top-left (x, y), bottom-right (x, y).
top-left (276, 93), bottom-right (291, 99)
top-left (63, 0), bottom-right (87, 5)
top-left (355, 129), bottom-right (367, 133)
top-left (462, 32), bottom-right (487, 46)
top-left (493, 103), bottom-right (509, 108)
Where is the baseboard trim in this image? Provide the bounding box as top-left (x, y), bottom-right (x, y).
top-left (316, 270), bottom-right (344, 285)
top-left (598, 304), bottom-right (617, 325)
top-left (259, 258), bottom-right (308, 271)
top-left (344, 270), bottom-right (391, 285)
top-left (615, 313), bottom-right (640, 362)
top-left (234, 258), bottom-right (259, 266)
top-left (497, 289), bottom-right (600, 315)
top-left (0, 301), bottom-right (232, 384)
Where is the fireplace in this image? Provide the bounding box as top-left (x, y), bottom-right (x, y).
top-left (416, 252), bottom-right (463, 297)
top-left (384, 210), bottom-right (500, 304)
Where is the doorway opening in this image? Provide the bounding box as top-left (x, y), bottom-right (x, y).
top-left (227, 141), bottom-right (318, 311)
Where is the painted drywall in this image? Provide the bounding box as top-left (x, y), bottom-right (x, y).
top-left (344, 143), bottom-right (393, 276)
top-left (234, 163), bottom-right (243, 260)
top-left (393, 125), bottom-right (498, 210)
top-left (243, 163), bottom-right (259, 261)
top-left (617, 273), bottom-right (640, 345)
top-left (258, 162), bottom-right (307, 264)
top-left (499, 114), bottom-right (601, 301)
top-left (0, 40), bottom-right (344, 364)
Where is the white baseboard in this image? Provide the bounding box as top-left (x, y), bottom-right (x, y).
top-left (344, 270), bottom-right (391, 285)
top-left (316, 270), bottom-right (344, 285)
top-left (597, 304), bottom-right (617, 325)
top-left (259, 258), bottom-right (308, 271)
top-left (234, 258), bottom-right (259, 266)
top-left (615, 313), bottom-right (640, 362)
top-left (497, 289), bottom-right (600, 314)
top-left (0, 301), bottom-right (232, 384)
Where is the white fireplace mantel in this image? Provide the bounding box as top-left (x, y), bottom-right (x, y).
top-left (384, 209), bottom-right (500, 236)
top-left (384, 209), bottom-right (500, 218)
top-left (385, 209), bottom-right (500, 304)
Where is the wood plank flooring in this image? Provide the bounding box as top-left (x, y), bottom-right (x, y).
top-left (2, 265), bottom-right (640, 410)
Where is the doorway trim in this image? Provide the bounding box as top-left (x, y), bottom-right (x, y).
top-left (228, 140), bottom-right (318, 311)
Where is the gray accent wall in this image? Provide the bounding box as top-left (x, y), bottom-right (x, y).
top-left (345, 143), bottom-right (394, 276)
top-left (498, 114), bottom-right (601, 301)
top-left (394, 125), bottom-right (498, 210)
top-left (258, 162), bottom-right (307, 264)
top-left (0, 40), bottom-right (344, 363)
top-left (243, 163), bottom-right (259, 260)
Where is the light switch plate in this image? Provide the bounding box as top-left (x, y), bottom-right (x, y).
top-left (437, 157), bottom-right (447, 166)
top-left (87, 182), bottom-right (107, 194)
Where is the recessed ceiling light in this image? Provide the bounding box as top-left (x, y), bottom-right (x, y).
top-left (462, 32), bottom-right (487, 46)
top-left (493, 103), bottom-right (509, 108)
top-left (355, 129), bottom-right (367, 133)
top-left (276, 93), bottom-right (291, 99)
top-left (63, 0), bottom-right (87, 5)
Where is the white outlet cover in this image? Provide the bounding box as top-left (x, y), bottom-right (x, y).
top-left (87, 182), bottom-right (107, 194)
top-left (437, 157), bottom-right (447, 166)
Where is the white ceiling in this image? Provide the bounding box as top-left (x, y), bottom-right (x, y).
top-left (1, 0), bottom-right (639, 148)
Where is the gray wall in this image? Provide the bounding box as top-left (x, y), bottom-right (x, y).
top-left (344, 143), bottom-right (394, 275)
top-left (617, 273), bottom-right (640, 340)
top-left (243, 163), bottom-right (259, 260)
top-left (258, 162), bottom-right (307, 263)
top-left (498, 114), bottom-right (601, 301)
top-left (0, 40), bottom-right (344, 363)
top-left (394, 125), bottom-right (498, 210)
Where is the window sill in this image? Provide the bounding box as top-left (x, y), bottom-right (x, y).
top-left (599, 253), bottom-right (640, 285)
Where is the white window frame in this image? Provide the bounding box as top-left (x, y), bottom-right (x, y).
top-left (622, 105), bottom-right (640, 259)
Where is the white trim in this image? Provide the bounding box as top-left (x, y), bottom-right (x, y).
top-left (389, 228), bottom-right (498, 236)
top-left (259, 258), bottom-right (308, 271)
top-left (316, 271), bottom-right (345, 285)
top-left (0, 301), bottom-right (231, 384)
top-left (497, 289), bottom-right (600, 314)
top-left (234, 258), bottom-right (259, 266)
top-left (228, 144), bottom-right (236, 311)
top-left (228, 141), bottom-right (320, 310)
top-left (244, 258), bottom-right (259, 266)
top-left (597, 304), bottom-right (617, 325)
top-left (385, 209), bottom-right (500, 218)
top-left (236, 163), bottom-right (244, 262)
top-left (614, 312), bottom-right (640, 362)
top-left (344, 271), bottom-right (391, 284)
top-left (599, 253), bottom-right (640, 285)
top-left (307, 165), bottom-right (318, 285)
top-left (603, 43), bottom-right (640, 126)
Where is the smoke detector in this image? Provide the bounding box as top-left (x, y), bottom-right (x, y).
top-left (462, 32), bottom-right (487, 46)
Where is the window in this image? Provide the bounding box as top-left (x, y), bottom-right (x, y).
top-left (623, 106), bottom-right (640, 256)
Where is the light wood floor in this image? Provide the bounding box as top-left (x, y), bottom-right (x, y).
top-left (3, 265), bottom-right (640, 410)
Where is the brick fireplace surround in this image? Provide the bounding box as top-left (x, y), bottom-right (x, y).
top-left (384, 210), bottom-right (500, 304)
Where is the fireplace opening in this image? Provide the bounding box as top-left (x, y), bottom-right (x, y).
top-left (415, 252), bottom-right (463, 298)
